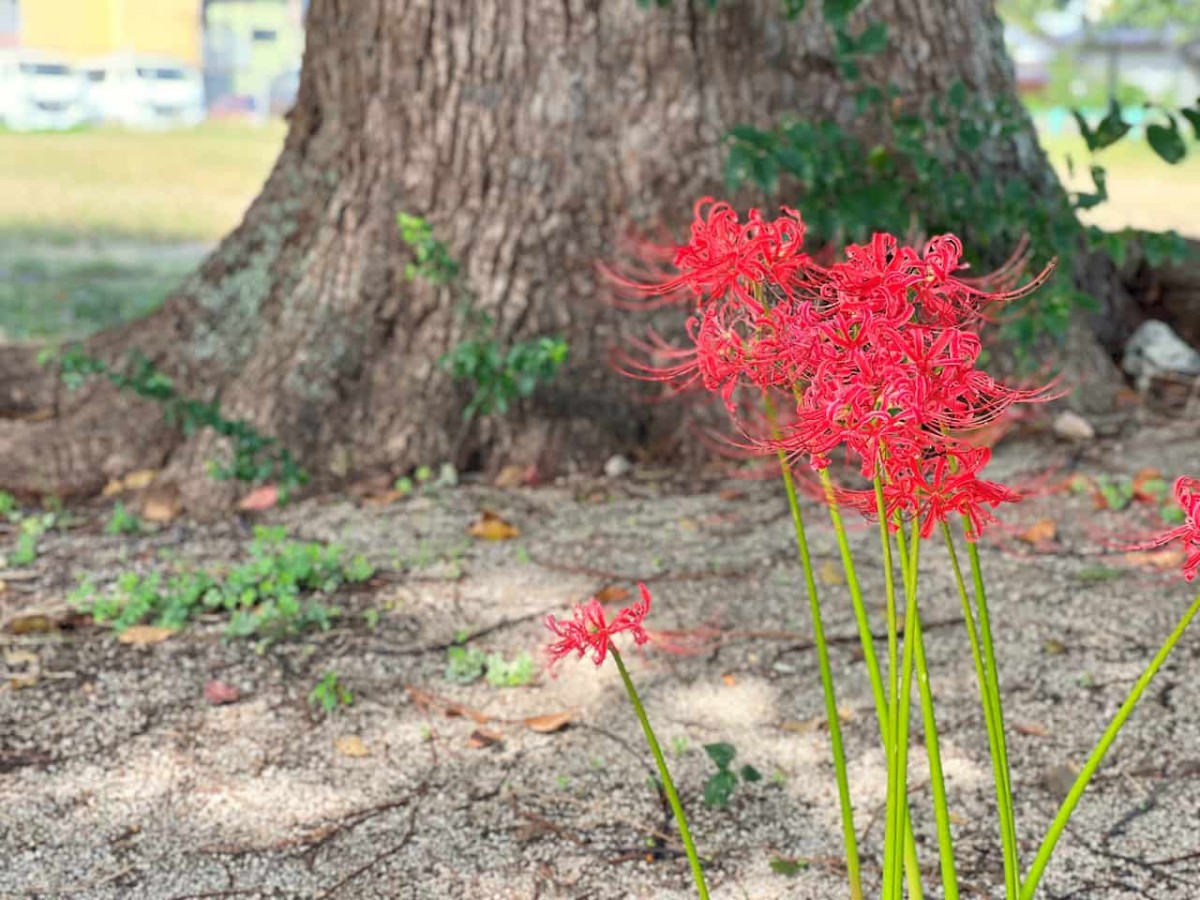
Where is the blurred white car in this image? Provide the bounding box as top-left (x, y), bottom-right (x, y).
top-left (82, 54), bottom-right (205, 128)
top-left (0, 50), bottom-right (87, 131)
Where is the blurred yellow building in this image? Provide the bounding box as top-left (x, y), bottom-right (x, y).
top-left (21, 0), bottom-right (201, 65)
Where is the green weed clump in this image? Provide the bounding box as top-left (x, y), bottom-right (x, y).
top-left (70, 526), bottom-right (374, 641)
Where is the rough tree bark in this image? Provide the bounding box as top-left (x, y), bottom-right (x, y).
top-left (0, 0), bottom-right (1133, 505)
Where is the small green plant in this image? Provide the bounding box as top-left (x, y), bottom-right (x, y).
top-left (443, 643), bottom-right (537, 687)
top-left (440, 310), bottom-right (569, 420)
top-left (0, 491), bottom-right (18, 521)
top-left (394, 462), bottom-right (458, 497)
top-left (43, 346), bottom-right (307, 497)
top-left (10, 516), bottom-right (48, 566)
top-left (702, 742), bottom-right (762, 809)
top-left (105, 502), bottom-right (143, 536)
top-left (770, 856), bottom-right (810, 877)
top-left (309, 671), bottom-right (353, 715)
top-left (670, 735), bottom-right (690, 757)
top-left (484, 651), bottom-right (537, 687)
top-left (70, 526), bottom-right (374, 640)
top-left (397, 213), bottom-right (569, 425)
top-left (444, 644), bottom-right (488, 684)
top-left (397, 213), bottom-right (460, 284)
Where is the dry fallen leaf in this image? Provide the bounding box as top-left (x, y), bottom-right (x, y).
top-left (493, 464), bottom-right (527, 489)
top-left (102, 468), bottom-right (159, 497)
top-left (523, 712), bottom-right (573, 734)
top-left (203, 680), bottom-right (241, 706)
top-left (468, 509), bottom-right (520, 541)
top-left (140, 483), bottom-right (181, 524)
top-left (4, 649), bottom-right (39, 689)
top-left (334, 735), bottom-right (372, 758)
top-left (718, 488), bottom-right (745, 502)
top-left (594, 585), bottom-right (631, 604)
top-left (1018, 518), bottom-right (1057, 546)
top-left (468, 727), bottom-right (503, 749)
top-left (1014, 722), bottom-right (1049, 738)
top-left (1042, 638), bottom-right (1068, 656)
top-left (123, 469), bottom-right (159, 491)
top-left (780, 705), bottom-right (854, 733)
top-left (1123, 548), bottom-right (1186, 570)
top-left (818, 561), bottom-right (844, 586)
top-left (116, 625), bottom-right (177, 645)
top-left (780, 717), bottom-right (821, 735)
top-left (3, 613), bottom-right (55, 635)
top-left (405, 685), bottom-right (493, 724)
top-left (238, 484), bottom-right (280, 512)
top-left (949, 811), bottom-right (969, 827)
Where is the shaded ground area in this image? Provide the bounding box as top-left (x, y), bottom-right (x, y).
top-left (1, 420), bottom-right (1199, 900)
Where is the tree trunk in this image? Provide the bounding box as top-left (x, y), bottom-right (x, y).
top-left (0, 0), bottom-right (1129, 505)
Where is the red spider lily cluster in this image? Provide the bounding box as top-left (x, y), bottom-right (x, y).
top-left (613, 198), bottom-right (1058, 541)
top-left (1144, 477), bottom-right (1200, 582)
top-left (545, 583), bottom-right (653, 666)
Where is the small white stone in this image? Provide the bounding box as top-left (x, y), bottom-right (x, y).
top-left (1122, 319), bottom-right (1200, 391)
top-left (1052, 410), bottom-right (1096, 442)
top-left (603, 454), bottom-right (632, 478)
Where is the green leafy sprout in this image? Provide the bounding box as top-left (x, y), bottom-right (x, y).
top-left (69, 525), bottom-right (374, 641)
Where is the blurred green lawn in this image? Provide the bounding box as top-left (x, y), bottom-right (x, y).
top-left (0, 122), bottom-right (1195, 343)
top-left (1, 122), bottom-right (286, 242)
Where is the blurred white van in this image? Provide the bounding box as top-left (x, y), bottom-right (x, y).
top-left (82, 54), bottom-right (205, 128)
top-left (0, 50), bottom-right (87, 131)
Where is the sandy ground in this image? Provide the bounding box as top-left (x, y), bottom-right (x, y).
top-left (1, 418), bottom-right (1199, 900)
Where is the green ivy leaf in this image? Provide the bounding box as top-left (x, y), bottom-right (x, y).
top-left (703, 769), bottom-right (739, 809)
top-left (1181, 105), bottom-right (1200, 141)
top-left (855, 21), bottom-right (887, 55)
top-left (703, 741), bottom-right (737, 770)
top-left (822, 0), bottom-right (861, 25)
top-left (946, 80), bottom-right (968, 111)
top-left (1146, 118), bottom-right (1187, 165)
top-left (1071, 109), bottom-right (1097, 152)
top-left (740, 764), bottom-right (763, 782)
top-left (1093, 100), bottom-right (1131, 150)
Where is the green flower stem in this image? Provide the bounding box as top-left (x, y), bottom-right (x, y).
top-left (772, 448), bottom-right (864, 900)
top-left (886, 521), bottom-right (921, 900)
top-left (966, 538), bottom-right (1020, 899)
top-left (818, 468), bottom-right (923, 900)
top-left (611, 647), bottom-right (710, 900)
top-left (1021, 591), bottom-right (1200, 900)
top-left (942, 525), bottom-right (1019, 899)
top-left (895, 523), bottom-right (959, 900)
top-left (873, 478), bottom-right (901, 724)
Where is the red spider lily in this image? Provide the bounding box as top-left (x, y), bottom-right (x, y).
top-left (609, 199), bottom-right (1058, 542)
top-left (890, 446), bottom-right (1021, 540)
top-left (1134, 477), bottom-right (1200, 582)
top-left (606, 198), bottom-right (814, 312)
top-left (545, 583), bottom-right (653, 667)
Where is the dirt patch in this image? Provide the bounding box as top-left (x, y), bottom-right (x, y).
top-left (2, 419), bottom-right (1199, 899)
